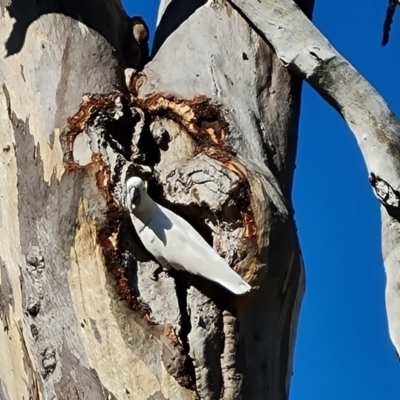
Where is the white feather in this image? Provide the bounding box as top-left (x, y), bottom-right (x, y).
top-left (126, 177), bottom-right (251, 295)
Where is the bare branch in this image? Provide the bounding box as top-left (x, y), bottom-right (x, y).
top-left (228, 0), bottom-right (400, 201)
top-left (382, 0), bottom-right (398, 46)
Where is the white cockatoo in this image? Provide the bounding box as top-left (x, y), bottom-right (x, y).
top-left (125, 176), bottom-right (251, 295)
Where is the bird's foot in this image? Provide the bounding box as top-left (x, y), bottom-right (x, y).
top-left (150, 266), bottom-right (164, 281)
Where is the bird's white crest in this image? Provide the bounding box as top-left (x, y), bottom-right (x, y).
top-left (125, 176), bottom-right (251, 295)
top-left (126, 176), bottom-right (147, 212)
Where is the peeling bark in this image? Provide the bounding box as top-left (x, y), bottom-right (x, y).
top-left (0, 0), bottom-right (313, 399)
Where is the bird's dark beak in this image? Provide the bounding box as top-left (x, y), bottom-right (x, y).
top-left (129, 187), bottom-right (140, 208)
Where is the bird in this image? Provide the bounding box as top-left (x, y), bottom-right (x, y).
top-left (125, 176), bottom-right (252, 295)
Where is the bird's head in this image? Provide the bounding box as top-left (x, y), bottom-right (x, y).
top-left (126, 176), bottom-right (147, 212)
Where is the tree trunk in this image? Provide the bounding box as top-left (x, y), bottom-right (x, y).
top-left (0, 0), bottom-right (313, 399)
top-left (229, 0), bottom-right (400, 359)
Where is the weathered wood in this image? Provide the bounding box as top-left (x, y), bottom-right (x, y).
top-left (0, 1), bottom-right (190, 398)
top-left (228, 0), bottom-right (400, 357)
top-left (0, 0), bottom-right (314, 399)
top-left (128, 1), bottom-right (313, 398)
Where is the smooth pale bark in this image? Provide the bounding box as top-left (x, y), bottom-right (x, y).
top-left (0, 1), bottom-right (184, 399)
top-left (127, 1), bottom-right (313, 398)
top-left (0, 1), bottom-right (313, 399)
top-left (228, 0), bottom-right (400, 356)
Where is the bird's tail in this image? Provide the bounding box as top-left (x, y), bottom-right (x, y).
top-left (215, 271), bottom-right (252, 295)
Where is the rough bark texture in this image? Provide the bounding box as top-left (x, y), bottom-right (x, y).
top-left (229, 0), bottom-right (400, 358)
top-left (0, 0), bottom-right (313, 399)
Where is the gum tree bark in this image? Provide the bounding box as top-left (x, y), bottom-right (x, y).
top-left (0, 1), bottom-right (313, 399)
top-left (228, 0), bottom-right (400, 360)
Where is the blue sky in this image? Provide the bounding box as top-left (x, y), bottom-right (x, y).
top-left (124, 1), bottom-right (400, 398)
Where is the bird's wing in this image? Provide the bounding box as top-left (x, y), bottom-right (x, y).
top-left (134, 208), bottom-right (173, 270)
top-left (154, 205), bottom-right (251, 294)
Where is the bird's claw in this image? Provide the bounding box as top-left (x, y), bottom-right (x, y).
top-left (150, 266), bottom-right (164, 281)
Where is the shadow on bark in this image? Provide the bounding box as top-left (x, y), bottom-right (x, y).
top-left (152, 0), bottom-right (207, 56)
top-left (3, 0), bottom-right (125, 56)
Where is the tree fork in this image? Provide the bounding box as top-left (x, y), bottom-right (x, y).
top-left (0, 0), bottom-right (312, 398)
